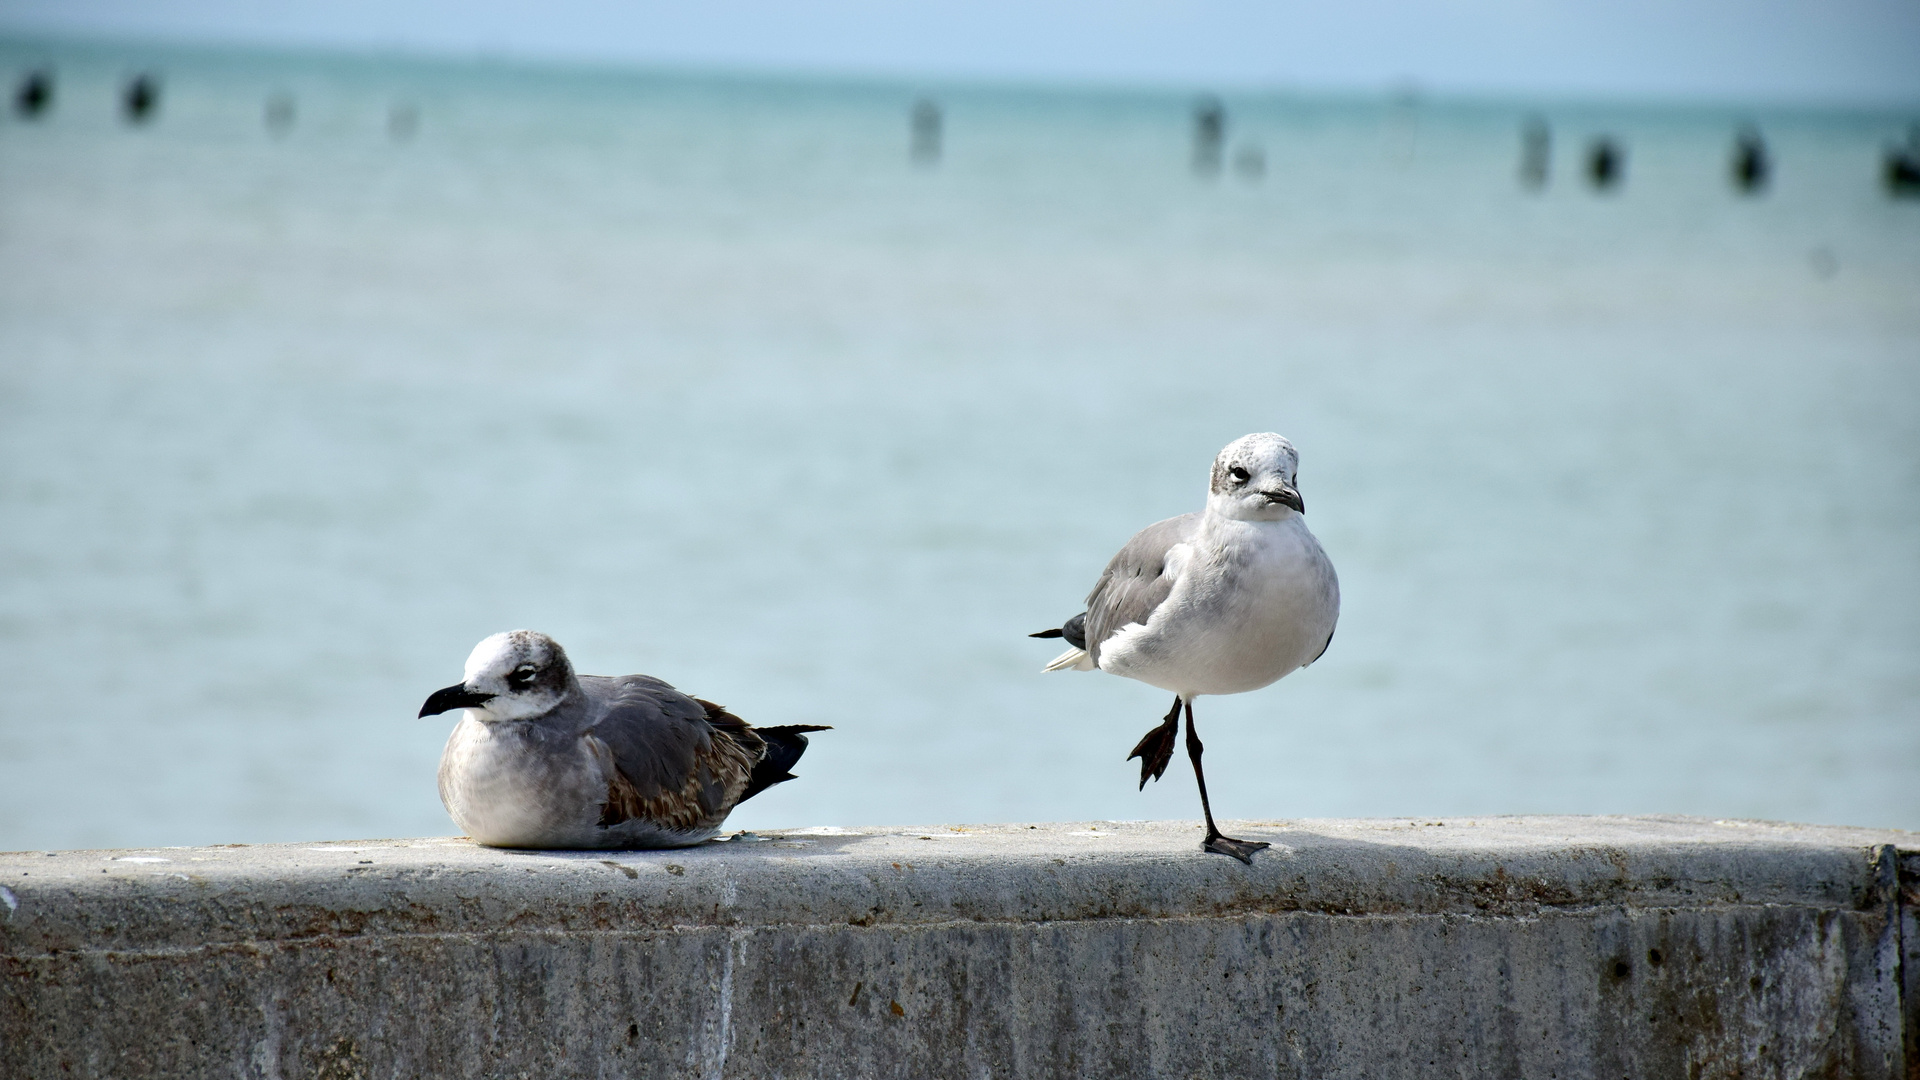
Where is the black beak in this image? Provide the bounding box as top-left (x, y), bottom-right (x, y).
top-left (1262, 486), bottom-right (1305, 513)
top-left (419, 683), bottom-right (494, 718)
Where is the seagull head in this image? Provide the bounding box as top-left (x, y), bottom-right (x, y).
top-left (1207, 432), bottom-right (1305, 521)
top-left (419, 630), bottom-right (579, 722)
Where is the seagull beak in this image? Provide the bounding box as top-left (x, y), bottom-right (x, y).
top-left (419, 683), bottom-right (494, 718)
top-left (1262, 486), bottom-right (1304, 513)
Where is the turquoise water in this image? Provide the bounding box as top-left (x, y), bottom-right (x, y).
top-left (2, 41), bottom-right (1917, 849)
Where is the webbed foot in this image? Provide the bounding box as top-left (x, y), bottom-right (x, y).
top-left (1126, 697), bottom-right (1183, 790)
top-left (1202, 835), bottom-right (1271, 864)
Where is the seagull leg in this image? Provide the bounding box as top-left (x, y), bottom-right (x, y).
top-left (1184, 700), bottom-right (1270, 864)
top-left (1127, 695), bottom-right (1183, 791)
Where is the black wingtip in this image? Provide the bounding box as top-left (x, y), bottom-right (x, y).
top-left (1029, 628), bottom-right (1065, 639)
top-left (739, 725), bottom-right (830, 803)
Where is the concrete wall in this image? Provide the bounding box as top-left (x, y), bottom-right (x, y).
top-left (3, 816), bottom-right (1915, 1079)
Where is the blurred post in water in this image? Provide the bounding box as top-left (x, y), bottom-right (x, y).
top-left (389, 102), bottom-right (418, 141)
top-left (265, 92), bottom-right (295, 137)
top-left (1519, 117), bottom-right (1550, 190)
top-left (1387, 82), bottom-right (1422, 168)
top-left (910, 99), bottom-right (941, 166)
top-left (14, 68), bottom-right (52, 119)
top-left (122, 72), bottom-right (159, 124)
top-left (1586, 136), bottom-right (1624, 191)
top-left (1192, 97), bottom-right (1225, 176)
top-left (1731, 125), bottom-right (1769, 194)
top-left (1884, 126), bottom-right (1920, 198)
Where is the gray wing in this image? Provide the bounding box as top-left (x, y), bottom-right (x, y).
top-left (1084, 512), bottom-right (1200, 666)
top-left (579, 675), bottom-right (762, 828)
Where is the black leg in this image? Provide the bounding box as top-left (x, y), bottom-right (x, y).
top-left (1184, 700), bottom-right (1270, 864)
top-left (1127, 695), bottom-right (1183, 791)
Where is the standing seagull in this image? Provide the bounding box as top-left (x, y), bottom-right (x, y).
top-left (1032, 433), bottom-right (1338, 862)
top-left (419, 630), bottom-right (828, 849)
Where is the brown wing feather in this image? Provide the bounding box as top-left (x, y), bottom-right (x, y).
top-left (592, 700), bottom-right (761, 830)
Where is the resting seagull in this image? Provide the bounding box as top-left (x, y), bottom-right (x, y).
top-left (419, 630), bottom-right (828, 849)
top-left (1032, 433), bottom-right (1339, 863)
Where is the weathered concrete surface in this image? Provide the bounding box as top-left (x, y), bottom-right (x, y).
top-left (2, 815), bottom-right (1914, 1079)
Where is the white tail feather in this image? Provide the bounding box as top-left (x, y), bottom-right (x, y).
top-left (1043, 647), bottom-right (1094, 673)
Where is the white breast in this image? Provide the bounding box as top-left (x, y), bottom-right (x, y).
top-left (1099, 515), bottom-right (1338, 699)
top-left (438, 715), bottom-right (608, 848)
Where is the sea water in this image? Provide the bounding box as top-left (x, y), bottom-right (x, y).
top-left (1, 40), bottom-right (1916, 849)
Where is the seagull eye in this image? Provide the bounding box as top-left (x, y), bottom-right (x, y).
top-left (1228, 466), bottom-right (1250, 483)
top-left (507, 664), bottom-right (538, 687)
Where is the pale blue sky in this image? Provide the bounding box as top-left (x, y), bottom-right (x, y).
top-left (2, 0), bottom-right (1917, 104)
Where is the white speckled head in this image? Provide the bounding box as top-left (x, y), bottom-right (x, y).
top-left (1206, 433), bottom-right (1305, 522)
top-left (460, 630), bottom-right (577, 721)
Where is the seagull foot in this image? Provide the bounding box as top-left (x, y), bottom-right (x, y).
top-left (1127, 718), bottom-right (1179, 790)
top-left (1202, 835), bottom-right (1271, 864)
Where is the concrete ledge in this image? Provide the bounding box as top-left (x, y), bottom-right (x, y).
top-left (4, 815), bottom-right (1916, 1078)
